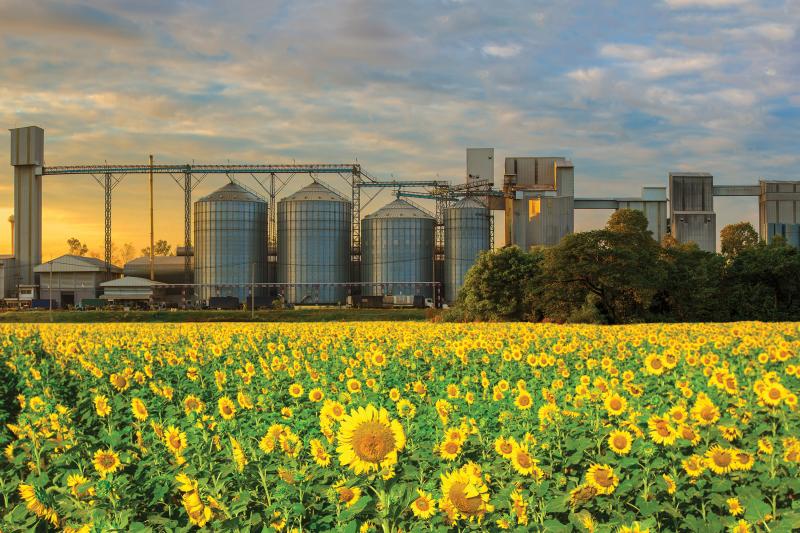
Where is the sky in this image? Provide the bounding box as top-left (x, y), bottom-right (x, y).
top-left (0, 0), bottom-right (798, 259)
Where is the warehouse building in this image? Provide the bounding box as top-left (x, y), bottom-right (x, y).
top-left (34, 255), bottom-right (121, 307)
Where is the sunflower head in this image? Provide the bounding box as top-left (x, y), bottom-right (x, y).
top-left (336, 404), bottom-right (406, 474)
top-left (439, 463), bottom-right (493, 523)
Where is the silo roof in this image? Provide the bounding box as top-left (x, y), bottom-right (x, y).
top-left (364, 198), bottom-right (435, 219)
top-left (452, 197), bottom-right (487, 209)
top-left (198, 181), bottom-right (264, 203)
top-left (281, 181), bottom-right (349, 203)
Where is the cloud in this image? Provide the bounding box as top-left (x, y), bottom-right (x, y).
top-left (0, 0), bottom-right (795, 256)
top-left (663, 0), bottom-right (747, 8)
top-left (481, 44), bottom-right (522, 58)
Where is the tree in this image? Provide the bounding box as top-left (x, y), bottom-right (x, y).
top-left (141, 240), bottom-right (172, 257)
top-left (119, 243), bottom-right (137, 264)
top-left (654, 240), bottom-right (725, 321)
top-left (539, 210), bottom-right (664, 324)
top-left (722, 239), bottom-right (800, 320)
top-left (720, 222), bottom-right (759, 258)
top-left (607, 208), bottom-right (651, 235)
top-left (66, 238), bottom-right (88, 256)
top-left (455, 246), bottom-right (544, 321)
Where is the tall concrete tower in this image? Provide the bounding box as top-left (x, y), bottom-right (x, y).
top-left (9, 126), bottom-right (43, 285)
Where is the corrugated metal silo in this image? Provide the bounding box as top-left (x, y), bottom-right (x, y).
top-left (361, 198), bottom-right (435, 297)
top-left (444, 197), bottom-right (490, 304)
top-left (277, 181), bottom-right (352, 304)
top-left (194, 182), bottom-right (267, 303)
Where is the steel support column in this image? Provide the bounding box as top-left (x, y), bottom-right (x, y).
top-left (184, 170), bottom-right (192, 284)
top-left (104, 172), bottom-right (112, 270)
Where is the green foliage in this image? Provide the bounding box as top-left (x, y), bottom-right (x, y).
top-left (539, 210), bottom-right (665, 324)
top-left (720, 221), bottom-right (759, 258)
top-left (456, 245), bottom-right (544, 321)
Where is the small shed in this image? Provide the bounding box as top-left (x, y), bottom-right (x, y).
top-left (34, 255), bottom-right (122, 307)
top-left (100, 276), bottom-right (166, 305)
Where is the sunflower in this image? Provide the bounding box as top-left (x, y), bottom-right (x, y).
top-left (18, 484), bottom-right (59, 526)
top-left (288, 383), bottom-right (304, 398)
top-left (410, 489), bottom-right (436, 519)
top-left (682, 454), bottom-right (706, 477)
top-left (678, 424), bottom-right (701, 445)
top-left (511, 443), bottom-right (540, 477)
top-left (494, 436), bottom-right (516, 459)
top-left (237, 391), bottom-right (254, 410)
top-left (644, 354), bottom-right (666, 376)
top-left (336, 404), bottom-right (406, 474)
top-left (322, 400), bottom-right (346, 421)
top-left (691, 397), bottom-right (720, 426)
top-left (608, 430), bottom-right (633, 455)
top-left (604, 393), bottom-right (627, 416)
top-left (732, 450), bottom-right (754, 471)
top-left (619, 523), bottom-right (650, 533)
top-left (569, 483), bottom-right (597, 508)
top-left (164, 426), bottom-right (187, 455)
top-left (439, 463), bottom-right (493, 523)
top-left (760, 383), bottom-right (785, 406)
top-left (440, 439), bottom-right (462, 460)
top-left (509, 489), bottom-right (529, 525)
top-left (648, 416), bottom-right (677, 446)
top-left (730, 520), bottom-right (750, 533)
top-left (218, 396), bottom-right (236, 420)
top-left (131, 398), bottom-right (148, 421)
top-left (662, 474), bottom-right (676, 495)
top-left (585, 463), bottom-right (619, 495)
top-left (705, 445), bottom-right (735, 474)
top-left (66, 473), bottom-right (93, 498)
top-left (727, 497), bottom-right (744, 516)
top-left (110, 372), bottom-right (129, 392)
top-left (667, 405), bottom-right (688, 424)
top-left (308, 388), bottom-right (325, 403)
top-left (758, 437), bottom-right (774, 454)
top-left (310, 439), bottom-right (331, 467)
top-left (93, 448), bottom-right (122, 477)
top-left (94, 395), bottom-right (111, 417)
top-left (515, 391), bottom-right (533, 410)
top-left (183, 395), bottom-right (204, 415)
top-left (335, 483), bottom-right (362, 508)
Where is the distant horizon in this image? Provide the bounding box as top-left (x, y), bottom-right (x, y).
top-left (1, 0), bottom-right (797, 257)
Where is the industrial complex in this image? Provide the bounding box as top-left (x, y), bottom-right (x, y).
top-left (3, 125), bottom-right (800, 310)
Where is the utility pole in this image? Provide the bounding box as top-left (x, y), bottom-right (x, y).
top-left (149, 155), bottom-right (155, 281)
top-left (49, 259), bottom-right (53, 321)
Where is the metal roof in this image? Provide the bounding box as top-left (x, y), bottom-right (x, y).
top-left (34, 254), bottom-right (122, 273)
top-left (451, 197), bottom-right (487, 209)
top-left (281, 181), bottom-right (349, 203)
top-left (364, 199), bottom-right (435, 220)
top-left (124, 256), bottom-right (190, 267)
top-left (101, 276), bottom-right (166, 287)
top-left (197, 181), bottom-right (264, 203)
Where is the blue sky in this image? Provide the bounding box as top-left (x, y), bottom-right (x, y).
top-left (0, 0), bottom-right (798, 257)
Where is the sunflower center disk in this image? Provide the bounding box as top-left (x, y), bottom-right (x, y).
top-left (449, 482), bottom-right (482, 514)
top-left (351, 421), bottom-right (394, 463)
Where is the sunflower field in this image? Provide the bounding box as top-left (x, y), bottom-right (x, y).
top-left (0, 322), bottom-right (799, 533)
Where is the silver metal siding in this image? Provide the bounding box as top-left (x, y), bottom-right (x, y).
top-left (277, 198), bottom-right (351, 304)
top-left (194, 196), bottom-right (267, 303)
top-left (361, 215), bottom-right (435, 297)
top-left (444, 202), bottom-right (490, 303)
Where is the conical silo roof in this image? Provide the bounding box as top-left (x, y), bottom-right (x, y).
top-left (452, 197), bottom-right (487, 209)
top-left (282, 181), bottom-right (349, 203)
top-left (364, 198), bottom-right (435, 219)
top-left (198, 181), bottom-right (263, 203)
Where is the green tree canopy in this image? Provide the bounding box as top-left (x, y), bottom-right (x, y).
top-left (720, 222), bottom-right (759, 258)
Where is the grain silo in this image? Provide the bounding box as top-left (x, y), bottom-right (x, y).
top-left (194, 182), bottom-right (267, 304)
top-left (444, 197), bottom-right (490, 304)
top-left (361, 198), bottom-right (435, 297)
top-left (277, 181), bottom-right (351, 304)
